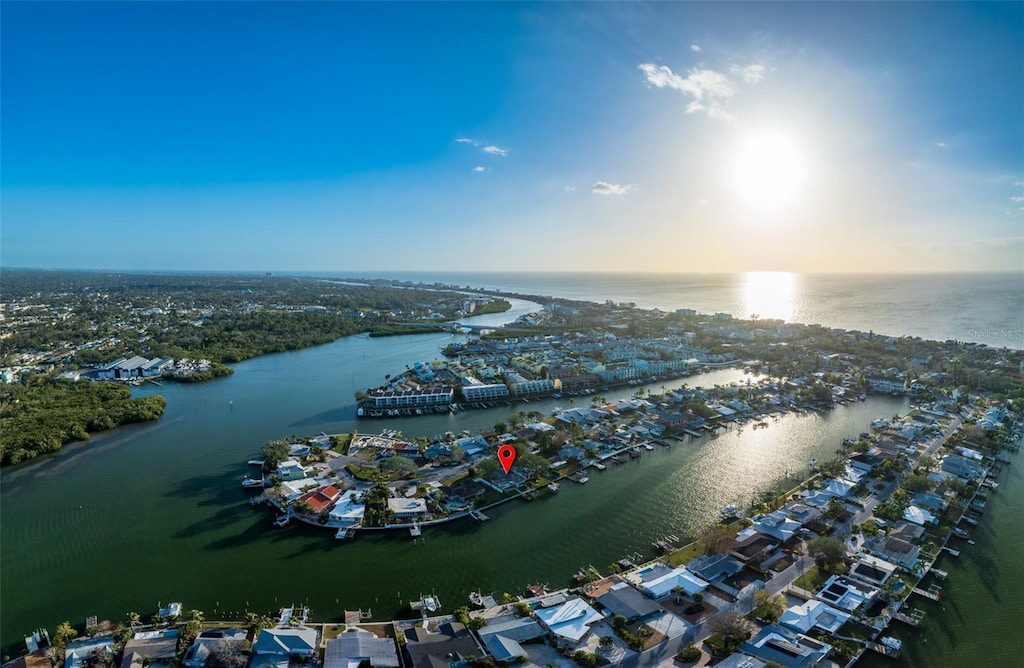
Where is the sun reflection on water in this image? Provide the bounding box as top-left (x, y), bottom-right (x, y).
top-left (741, 272), bottom-right (798, 322)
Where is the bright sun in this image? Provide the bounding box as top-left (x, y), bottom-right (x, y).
top-left (730, 130), bottom-right (808, 213)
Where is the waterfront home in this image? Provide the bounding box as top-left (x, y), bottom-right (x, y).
top-left (800, 489), bottom-right (838, 510)
top-left (280, 477), bottom-right (321, 501)
top-left (902, 505), bottom-right (938, 526)
top-left (403, 621), bottom-right (481, 668)
top-left (869, 534), bottom-right (922, 571)
top-left (182, 629), bottom-right (247, 668)
top-left (476, 616), bottom-right (545, 663)
top-left (819, 477), bottom-right (856, 499)
top-left (455, 435), bottom-right (489, 457)
top-left (939, 454), bottom-right (985, 482)
top-left (276, 459), bottom-right (307, 481)
top-left (782, 502), bottom-right (821, 526)
top-left (849, 453), bottom-right (883, 474)
top-left (686, 554), bottom-right (745, 583)
top-left (297, 485), bottom-right (342, 513)
top-left (712, 655), bottom-right (769, 668)
top-left (628, 564), bottom-right (709, 598)
top-left (750, 511), bottom-right (802, 542)
top-left (596, 582), bottom-right (663, 621)
top-left (64, 637), bottom-right (116, 668)
top-left (533, 597), bottom-right (603, 646)
top-left (814, 575), bottom-right (880, 613)
top-left (252, 627), bottom-right (318, 660)
top-left (387, 497), bottom-right (427, 519)
top-left (120, 630), bottom-right (178, 668)
top-left (731, 531), bottom-right (781, 564)
top-left (324, 631), bottom-right (400, 668)
top-left (778, 600), bottom-right (850, 635)
top-left (848, 555), bottom-right (898, 588)
top-left (738, 624), bottom-right (831, 667)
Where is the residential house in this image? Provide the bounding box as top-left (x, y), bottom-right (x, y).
top-left (65, 637), bottom-right (116, 668)
top-left (403, 621), bottom-right (481, 668)
top-left (476, 617), bottom-right (545, 664)
top-left (183, 630), bottom-right (248, 668)
top-left (120, 630), bottom-right (178, 668)
top-left (778, 600), bottom-right (850, 635)
top-left (867, 377), bottom-right (905, 395)
top-left (686, 554), bottom-right (745, 583)
top-left (738, 624), bottom-right (831, 667)
top-left (751, 511), bottom-right (802, 542)
top-left (814, 575), bottom-right (879, 613)
top-left (848, 556), bottom-right (898, 588)
top-left (251, 627), bottom-right (319, 659)
top-left (387, 498), bottom-right (427, 519)
top-left (596, 583), bottom-right (662, 621)
top-left (324, 631), bottom-right (400, 668)
top-left (628, 564), bottom-right (708, 598)
top-left (533, 597), bottom-right (604, 646)
top-left (297, 485), bottom-right (342, 513)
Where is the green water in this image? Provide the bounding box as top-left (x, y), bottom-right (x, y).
top-left (1, 309), bottom-right (1018, 664)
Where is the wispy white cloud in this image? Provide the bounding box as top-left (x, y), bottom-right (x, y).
top-left (697, 198), bottom-right (709, 206)
top-left (1015, 181), bottom-right (1024, 188)
top-left (1011, 196), bottom-right (1024, 203)
top-left (690, 44), bottom-right (702, 53)
top-left (482, 145), bottom-right (508, 157)
top-left (935, 142), bottom-right (947, 148)
top-left (564, 185), bottom-right (576, 192)
top-left (730, 63), bottom-right (767, 84)
top-left (592, 181), bottom-right (633, 196)
top-left (639, 63), bottom-right (738, 120)
top-left (473, 166), bottom-right (487, 173)
top-left (455, 137), bottom-right (478, 145)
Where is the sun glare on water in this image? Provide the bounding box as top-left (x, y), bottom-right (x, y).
top-left (730, 129), bottom-right (808, 214)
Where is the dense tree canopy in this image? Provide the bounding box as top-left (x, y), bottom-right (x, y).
top-left (0, 378), bottom-right (166, 465)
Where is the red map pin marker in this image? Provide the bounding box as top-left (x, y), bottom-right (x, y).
top-left (497, 444), bottom-right (517, 474)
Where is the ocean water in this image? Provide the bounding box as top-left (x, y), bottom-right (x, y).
top-left (338, 271), bottom-right (1024, 349)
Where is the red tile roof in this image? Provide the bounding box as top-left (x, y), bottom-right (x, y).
top-left (299, 485), bottom-right (341, 512)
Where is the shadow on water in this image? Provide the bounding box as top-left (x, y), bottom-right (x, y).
top-left (166, 469), bottom-right (257, 538)
top-left (289, 406), bottom-right (356, 428)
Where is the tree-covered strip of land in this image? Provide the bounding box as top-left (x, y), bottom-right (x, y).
top-left (0, 378), bottom-right (166, 466)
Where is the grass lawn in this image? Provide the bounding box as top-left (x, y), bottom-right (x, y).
top-left (794, 566), bottom-right (829, 592)
top-left (666, 541), bottom-right (706, 566)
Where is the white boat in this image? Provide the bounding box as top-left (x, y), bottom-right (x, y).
top-left (273, 514), bottom-right (291, 527)
top-left (421, 594), bottom-right (440, 612)
top-left (410, 523), bottom-right (422, 537)
top-left (248, 459), bottom-right (265, 467)
top-left (593, 463), bottom-right (607, 471)
top-left (547, 482), bottom-right (560, 493)
top-left (335, 527), bottom-right (350, 539)
top-left (242, 477), bottom-right (264, 488)
top-left (157, 602), bottom-right (182, 618)
top-left (859, 393), bottom-right (867, 401)
top-left (880, 636), bottom-right (903, 651)
top-left (644, 443), bottom-right (654, 451)
top-left (721, 504), bottom-right (739, 517)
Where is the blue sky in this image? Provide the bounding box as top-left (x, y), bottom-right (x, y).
top-left (3, 1), bottom-right (1022, 272)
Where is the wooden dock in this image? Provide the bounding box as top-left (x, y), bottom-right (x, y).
top-left (942, 546), bottom-right (961, 557)
top-left (893, 610), bottom-right (924, 626)
top-left (930, 568), bottom-right (948, 580)
top-left (913, 586), bottom-right (942, 601)
top-left (470, 510), bottom-right (490, 522)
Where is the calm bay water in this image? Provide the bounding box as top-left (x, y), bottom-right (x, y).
top-left (2, 275), bottom-right (1022, 665)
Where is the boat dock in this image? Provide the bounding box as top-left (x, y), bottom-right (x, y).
top-left (892, 609), bottom-right (925, 626)
top-left (942, 546), bottom-right (961, 557)
top-left (470, 510), bottom-right (490, 522)
top-left (930, 568), bottom-right (948, 580)
top-left (912, 584), bottom-right (942, 601)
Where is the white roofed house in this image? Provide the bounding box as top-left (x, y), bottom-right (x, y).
top-left (387, 497), bottom-right (427, 519)
top-left (534, 597), bottom-right (604, 646)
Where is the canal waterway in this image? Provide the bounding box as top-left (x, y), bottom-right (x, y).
top-left (1, 295), bottom-right (1019, 665)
